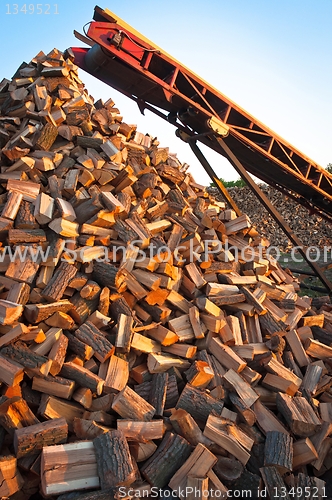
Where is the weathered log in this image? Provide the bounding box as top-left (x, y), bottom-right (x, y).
top-left (176, 384), bottom-right (224, 424)
top-left (60, 362), bottom-right (104, 395)
top-left (148, 372), bottom-right (168, 417)
top-left (69, 293), bottom-right (99, 325)
top-left (264, 431), bottom-right (293, 473)
top-left (67, 333), bottom-right (94, 361)
top-left (75, 321), bottom-right (114, 363)
top-left (260, 466), bottom-right (291, 500)
top-left (92, 261), bottom-right (119, 289)
top-left (213, 455), bottom-right (244, 484)
top-left (140, 432), bottom-right (192, 488)
top-left (1, 342), bottom-right (52, 376)
top-left (42, 262), bottom-right (78, 302)
top-left (24, 300), bottom-right (73, 324)
top-left (48, 332), bottom-right (68, 376)
top-left (93, 430), bottom-right (135, 489)
top-left (14, 417), bottom-right (68, 458)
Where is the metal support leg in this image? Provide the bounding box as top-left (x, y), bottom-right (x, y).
top-left (213, 137), bottom-right (332, 292)
top-left (188, 141), bottom-right (242, 217)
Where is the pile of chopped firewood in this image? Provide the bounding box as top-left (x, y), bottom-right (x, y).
top-left (0, 48), bottom-right (332, 500)
top-left (209, 185), bottom-right (332, 252)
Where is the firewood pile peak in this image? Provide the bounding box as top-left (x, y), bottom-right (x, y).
top-left (0, 48), bottom-right (332, 500)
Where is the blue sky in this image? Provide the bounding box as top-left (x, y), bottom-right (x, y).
top-left (1, 1), bottom-right (331, 185)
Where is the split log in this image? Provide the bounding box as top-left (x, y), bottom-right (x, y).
top-left (262, 356), bottom-right (302, 390)
top-left (170, 408), bottom-right (213, 448)
top-left (0, 396), bottom-right (39, 434)
top-left (293, 438), bottom-right (318, 468)
top-left (203, 415), bottom-right (252, 465)
top-left (24, 300), bottom-right (73, 324)
top-left (31, 326), bottom-right (62, 356)
top-left (131, 332), bottom-right (160, 353)
top-left (168, 443), bottom-right (217, 493)
top-left (252, 400), bottom-right (289, 435)
top-left (305, 338), bottom-right (332, 359)
top-left (69, 293), bottom-right (99, 325)
top-left (285, 329), bottom-right (310, 367)
top-left (186, 476), bottom-right (209, 500)
top-left (0, 300), bottom-right (23, 325)
top-left (147, 352), bottom-right (190, 373)
top-left (32, 375), bottom-right (75, 400)
top-left (2, 191), bottom-right (23, 220)
top-left (276, 393), bottom-right (322, 437)
top-left (112, 386), bottom-right (156, 421)
top-left (222, 369), bottom-right (259, 407)
top-left (229, 392), bottom-right (256, 426)
top-left (207, 469), bottom-right (229, 499)
top-left (67, 333), bottom-right (94, 361)
top-left (117, 420), bottom-right (164, 442)
top-left (301, 364), bottom-right (323, 395)
top-left (0, 456), bottom-right (24, 497)
top-left (184, 360), bottom-right (214, 388)
top-left (72, 388), bottom-right (93, 410)
top-left (38, 395), bottom-right (85, 430)
top-left (0, 354), bottom-right (24, 386)
top-left (129, 441), bottom-right (157, 463)
top-left (147, 324), bottom-right (179, 346)
top-left (41, 441), bottom-right (99, 496)
top-left (73, 418), bottom-right (108, 440)
top-left (208, 337), bottom-right (247, 372)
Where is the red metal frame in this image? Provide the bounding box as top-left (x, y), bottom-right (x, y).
top-left (71, 7), bottom-right (332, 221)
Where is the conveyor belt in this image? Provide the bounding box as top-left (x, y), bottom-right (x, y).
top-left (71, 6), bottom-right (332, 222)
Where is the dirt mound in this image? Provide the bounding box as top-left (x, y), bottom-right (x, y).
top-left (209, 185), bottom-right (332, 252)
